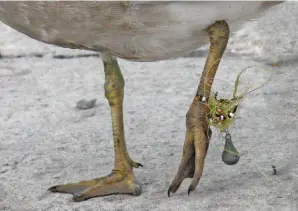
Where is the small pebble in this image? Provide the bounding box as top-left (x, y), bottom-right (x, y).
top-left (76, 99), bottom-right (97, 110)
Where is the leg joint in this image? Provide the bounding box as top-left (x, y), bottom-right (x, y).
top-left (207, 20), bottom-right (230, 44)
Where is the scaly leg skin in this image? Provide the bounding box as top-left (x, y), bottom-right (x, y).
top-left (168, 21), bottom-right (230, 196)
top-left (49, 53), bottom-right (142, 202)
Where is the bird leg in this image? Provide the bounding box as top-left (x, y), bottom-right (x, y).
top-left (168, 20), bottom-right (230, 196)
top-left (49, 53), bottom-right (142, 202)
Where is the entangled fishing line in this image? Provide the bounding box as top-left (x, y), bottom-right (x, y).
top-left (203, 65), bottom-right (272, 165)
top-left (206, 65), bottom-right (272, 134)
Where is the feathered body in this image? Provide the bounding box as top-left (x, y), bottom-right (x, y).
top-left (0, 2), bottom-right (281, 61)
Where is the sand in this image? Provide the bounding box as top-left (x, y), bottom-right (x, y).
top-left (0, 2), bottom-right (297, 211)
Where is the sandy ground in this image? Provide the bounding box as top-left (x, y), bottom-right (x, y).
top-left (1, 2), bottom-right (298, 211)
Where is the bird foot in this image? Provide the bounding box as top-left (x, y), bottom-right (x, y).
top-left (168, 101), bottom-right (211, 196)
top-left (48, 168), bottom-right (141, 202)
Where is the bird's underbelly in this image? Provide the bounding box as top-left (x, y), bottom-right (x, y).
top-left (0, 1), bottom-right (280, 61)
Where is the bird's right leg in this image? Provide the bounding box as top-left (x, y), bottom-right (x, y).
top-left (49, 53), bottom-right (142, 202)
top-left (168, 20), bottom-right (230, 196)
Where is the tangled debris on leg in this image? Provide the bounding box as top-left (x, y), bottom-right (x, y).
top-left (206, 65), bottom-right (272, 165)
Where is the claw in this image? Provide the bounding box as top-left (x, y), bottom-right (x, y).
top-left (48, 183), bottom-right (90, 195)
top-left (130, 160), bottom-right (143, 168)
top-left (167, 186), bottom-right (172, 197)
top-left (135, 162), bottom-right (143, 168)
top-left (48, 186), bottom-right (58, 192)
top-left (168, 127), bottom-right (208, 196)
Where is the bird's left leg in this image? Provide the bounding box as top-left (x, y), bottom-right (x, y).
top-left (48, 53), bottom-right (142, 202)
top-left (168, 20), bottom-right (229, 196)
